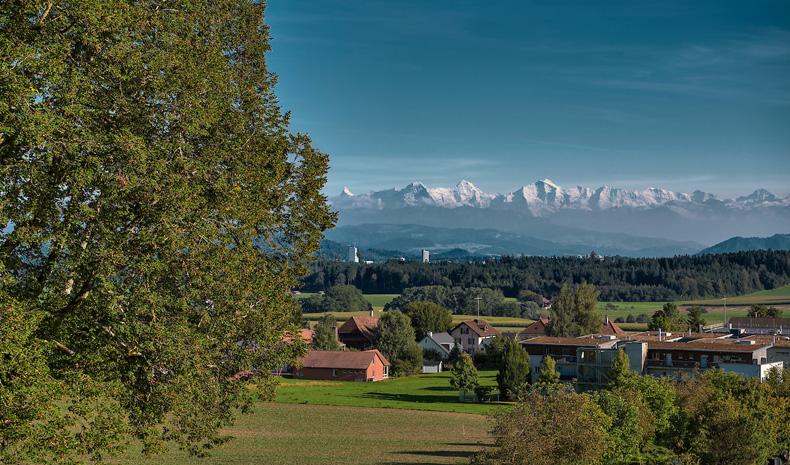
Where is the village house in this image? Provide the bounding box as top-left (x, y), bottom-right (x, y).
top-left (418, 331), bottom-right (459, 359)
top-left (294, 349), bottom-right (390, 382)
top-left (450, 319), bottom-right (500, 354)
top-left (337, 312), bottom-right (379, 350)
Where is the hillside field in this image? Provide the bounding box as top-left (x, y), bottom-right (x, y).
top-left (109, 403), bottom-right (491, 465)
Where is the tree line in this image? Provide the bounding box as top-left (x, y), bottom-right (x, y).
top-left (300, 249), bottom-right (790, 301)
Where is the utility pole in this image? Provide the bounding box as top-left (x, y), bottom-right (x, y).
top-left (723, 297), bottom-right (727, 327)
top-left (474, 296), bottom-right (481, 320)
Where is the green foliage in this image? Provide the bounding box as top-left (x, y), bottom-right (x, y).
top-left (545, 283), bottom-right (602, 337)
top-left (748, 304), bottom-right (783, 318)
top-left (680, 371), bottom-right (781, 465)
top-left (471, 391), bottom-right (611, 465)
top-left (686, 306), bottom-right (707, 331)
top-left (534, 355), bottom-right (561, 391)
top-left (648, 302), bottom-right (683, 332)
top-left (517, 289), bottom-right (544, 306)
top-left (384, 285), bottom-right (515, 317)
top-left (311, 314), bottom-right (340, 351)
top-left (301, 285), bottom-right (370, 313)
top-left (302, 250), bottom-right (790, 301)
top-left (607, 349), bottom-right (636, 390)
top-left (496, 338), bottom-right (530, 400)
top-left (422, 347), bottom-right (443, 361)
top-left (483, 335), bottom-right (509, 369)
top-left (449, 353), bottom-right (479, 392)
top-left (1, 0), bottom-right (334, 460)
top-left (371, 310), bottom-right (421, 376)
top-left (594, 388), bottom-right (655, 464)
top-left (402, 301), bottom-right (453, 341)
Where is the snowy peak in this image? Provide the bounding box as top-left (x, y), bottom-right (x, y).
top-left (331, 181), bottom-right (789, 214)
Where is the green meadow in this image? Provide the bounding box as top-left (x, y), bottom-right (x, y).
top-left (109, 402), bottom-right (492, 465)
top-left (275, 370), bottom-right (501, 415)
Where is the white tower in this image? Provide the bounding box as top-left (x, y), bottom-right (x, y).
top-left (422, 249), bottom-right (429, 263)
top-left (348, 245), bottom-right (358, 263)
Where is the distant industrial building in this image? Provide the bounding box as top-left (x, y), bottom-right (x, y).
top-left (348, 245), bottom-right (358, 263)
top-left (422, 249), bottom-right (429, 263)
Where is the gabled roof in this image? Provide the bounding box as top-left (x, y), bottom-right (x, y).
top-left (452, 319), bottom-right (500, 337)
top-left (337, 315), bottom-right (379, 342)
top-left (297, 349), bottom-right (390, 369)
top-left (600, 320), bottom-right (626, 336)
top-left (520, 318), bottom-right (550, 335)
top-left (426, 332), bottom-right (456, 345)
top-left (280, 329), bottom-right (315, 345)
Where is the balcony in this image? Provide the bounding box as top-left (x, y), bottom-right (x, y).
top-left (646, 360), bottom-right (718, 369)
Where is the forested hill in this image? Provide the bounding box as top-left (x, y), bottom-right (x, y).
top-left (696, 234), bottom-right (790, 255)
top-left (301, 250), bottom-right (790, 302)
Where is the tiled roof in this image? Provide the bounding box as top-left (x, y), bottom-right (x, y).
top-left (600, 320), bottom-right (626, 336)
top-left (427, 332), bottom-right (455, 345)
top-left (338, 315), bottom-right (379, 342)
top-left (453, 320), bottom-right (500, 337)
top-left (297, 349), bottom-right (390, 369)
top-left (520, 318), bottom-right (549, 335)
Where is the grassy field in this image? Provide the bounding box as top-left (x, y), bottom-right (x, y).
top-left (685, 284), bottom-right (790, 307)
top-left (276, 370), bottom-right (502, 415)
top-left (109, 403), bottom-right (492, 465)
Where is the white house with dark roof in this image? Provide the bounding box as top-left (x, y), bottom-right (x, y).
top-left (450, 319), bottom-right (500, 354)
top-left (418, 331), bottom-right (459, 359)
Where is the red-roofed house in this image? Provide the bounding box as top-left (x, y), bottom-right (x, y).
top-left (294, 350), bottom-right (390, 381)
top-left (337, 312), bottom-right (379, 350)
top-left (450, 319), bottom-right (500, 354)
top-left (517, 316), bottom-right (625, 339)
top-left (519, 318), bottom-right (550, 340)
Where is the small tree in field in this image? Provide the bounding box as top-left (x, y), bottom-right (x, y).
top-left (450, 353), bottom-right (479, 394)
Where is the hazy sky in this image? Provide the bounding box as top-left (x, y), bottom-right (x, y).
top-left (265, 1), bottom-right (790, 199)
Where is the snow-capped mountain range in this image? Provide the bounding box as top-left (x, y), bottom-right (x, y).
top-left (327, 180), bottom-right (790, 254)
top-left (332, 180), bottom-right (790, 215)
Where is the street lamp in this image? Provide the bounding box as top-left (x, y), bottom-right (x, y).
top-left (474, 296), bottom-right (481, 319)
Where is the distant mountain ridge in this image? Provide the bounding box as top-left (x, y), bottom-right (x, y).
top-left (697, 234), bottom-right (790, 255)
top-left (333, 179), bottom-right (790, 213)
top-left (331, 180), bottom-right (790, 247)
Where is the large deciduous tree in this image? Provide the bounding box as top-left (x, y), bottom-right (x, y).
top-left (545, 283), bottom-right (602, 338)
top-left (648, 302), bottom-right (682, 332)
top-left (402, 301), bottom-right (453, 341)
top-left (372, 310), bottom-right (422, 376)
top-left (1, 1), bottom-right (334, 462)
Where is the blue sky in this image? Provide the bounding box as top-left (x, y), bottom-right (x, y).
top-left (265, 1), bottom-right (790, 198)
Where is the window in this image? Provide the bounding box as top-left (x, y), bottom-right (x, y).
top-left (562, 349), bottom-right (570, 356)
top-left (333, 369), bottom-right (338, 377)
top-left (468, 338), bottom-right (474, 345)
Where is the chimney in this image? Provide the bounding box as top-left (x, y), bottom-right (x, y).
top-left (605, 315), bottom-right (609, 325)
top-left (370, 310), bottom-right (374, 317)
top-left (427, 331), bottom-right (433, 338)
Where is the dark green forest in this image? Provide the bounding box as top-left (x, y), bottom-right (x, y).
top-left (301, 250), bottom-right (790, 301)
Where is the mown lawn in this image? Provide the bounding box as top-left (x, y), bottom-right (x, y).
top-left (109, 403), bottom-right (493, 465)
top-left (275, 370), bottom-right (502, 415)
